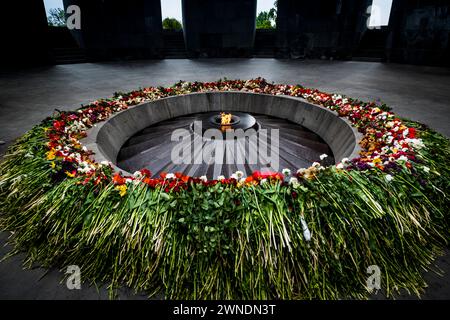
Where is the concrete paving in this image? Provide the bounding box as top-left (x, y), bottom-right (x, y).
top-left (0, 59), bottom-right (449, 299)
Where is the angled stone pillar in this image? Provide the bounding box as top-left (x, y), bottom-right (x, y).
top-left (386, 0), bottom-right (450, 66)
top-left (63, 0), bottom-right (164, 60)
top-left (336, 0), bottom-right (372, 59)
top-left (276, 0), bottom-right (370, 59)
top-left (0, 1), bottom-right (50, 68)
top-left (181, 0), bottom-right (257, 57)
top-left (276, 0), bottom-right (341, 58)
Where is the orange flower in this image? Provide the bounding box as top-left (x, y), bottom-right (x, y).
top-left (175, 172), bottom-right (183, 179)
top-left (113, 173), bottom-right (126, 185)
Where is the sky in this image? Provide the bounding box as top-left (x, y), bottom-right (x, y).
top-left (43, 0), bottom-right (63, 13)
top-left (369, 0), bottom-right (393, 27)
top-left (43, 0), bottom-right (391, 27)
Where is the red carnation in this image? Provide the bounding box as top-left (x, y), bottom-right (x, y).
top-left (140, 169), bottom-right (152, 177)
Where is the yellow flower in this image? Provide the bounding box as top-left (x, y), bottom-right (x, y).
top-left (50, 161), bottom-right (56, 169)
top-left (65, 171), bottom-right (76, 178)
top-left (115, 184), bottom-right (127, 197)
top-left (46, 149), bottom-right (56, 160)
top-left (373, 158), bottom-right (382, 164)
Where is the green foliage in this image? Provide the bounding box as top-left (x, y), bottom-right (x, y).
top-left (0, 120), bottom-right (449, 299)
top-left (256, 6), bottom-right (277, 29)
top-left (162, 17), bottom-right (182, 31)
top-left (0, 81), bottom-right (449, 300)
top-left (47, 8), bottom-right (66, 27)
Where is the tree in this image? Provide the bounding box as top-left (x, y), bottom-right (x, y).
top-left (47, 8), bottom-right (66, 27)
top-left (162, 18), bottom-right (182, 31)
top-left (256, 3), bottom-right (277, 29)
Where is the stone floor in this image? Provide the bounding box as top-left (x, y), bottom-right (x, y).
top-left (0, 59), bottom-right (449, 299)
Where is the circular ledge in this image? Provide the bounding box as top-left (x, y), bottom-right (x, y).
top-left (80, 91), bottom-right (363, 176)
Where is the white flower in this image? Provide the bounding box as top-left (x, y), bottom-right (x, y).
top-left (260, 178), bottom-right (267, 184)
top-left (230, 173), bottom-right (238, 180)
top-left (403, 129), bottom-right (409, 138)
top-left (100, 161), bottom-right (110, 166)
top-left (289, 177), bottom-right (300, 187)
top-left (398, 155), bottom-right (408, 162)
top-left (320, 154), bottom-right (328, 160)
top-left (297, 168), bottom-right (307, 175)
top-left (311, 162), bottom-right (321, 168)
top-left (423, 166), bottom-right (430, 173)
top-left (385, 174), bottom-right (394, 182)
top-left (234, 171), bottom-right (244, 179)
top-left (239, 178), bottom-right (246, 184)
top-left (405, 138), bottom-right (425, 149)
top-left (125, 178), bottom-right (133, 184)
top-left (386, 136), bottom-right (394, 144)
top-left (77, 167), bottom-right (88, 173)
top-left (336, 163), bottom-right (344, 170)
top-left (217, 175), bottom-right (225, 181)
top-left (181, 81), bottom-right (190, 89)
top-left (282, 168), bottom-right (291, 176)
top-left (200, 175), bottom-right (207, 182)
top-left (133, 171), bottom-right (143, 178)
top-left (165, 173), bottom-right (175, 180)
top-left (341, 158), bottom-right (350, 164)
top-left (82, 146), bottom-right (88, 152)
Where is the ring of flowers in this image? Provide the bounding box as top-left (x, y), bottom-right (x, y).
top-left (46, 78), bottom-right (423, 193)
top-left (1, 78), bottom-right (448, 299)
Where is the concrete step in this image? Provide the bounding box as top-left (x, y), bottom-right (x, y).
top-left (52, 47), bottom-right (88, 65)
top-left (54, 58), bottom-right (88, 64)
top-left (352, 56), bottom-right (383, 62)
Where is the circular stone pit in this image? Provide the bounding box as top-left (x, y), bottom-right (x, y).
top-left (81, 91), bottom-right (362, 177)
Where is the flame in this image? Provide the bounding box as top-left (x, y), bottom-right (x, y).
top-left (220, 112), bottom-right (232, 126)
